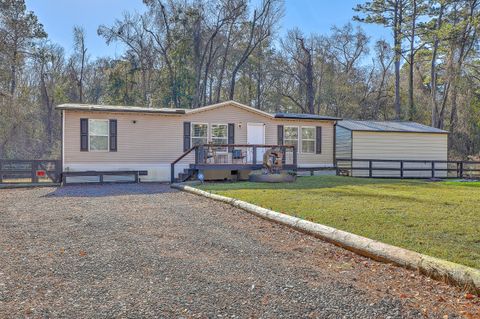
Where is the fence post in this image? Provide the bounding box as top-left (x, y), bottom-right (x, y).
top-left (460, 162), bottom-right (464, 178)
top-left (431, 161), bottom-right (435, 178)
top-left (55, 160), bottom-right (62, 183)
top-left (31, 161), bottom-right (39, 183)
top-left (253, 146), bottom-right (257, 165)
top-left (368, 160), bottom-right (372, 178)
top-left (400, 161), bottom-right (404, 178)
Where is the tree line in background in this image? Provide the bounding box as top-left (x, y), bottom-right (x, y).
top-left (1, 0), bottom-right (479, 159)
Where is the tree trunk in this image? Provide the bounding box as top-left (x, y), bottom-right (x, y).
top-left (10, 48), bottom-right (18, 96)
top-left (215, 21), bottom-right (234, 103)
top-left (408, 0), bottom-right (416, 120)
top-left (430, 4), bottom-right (444, 127)
top-left (393, 0), bottom-right (403, 120)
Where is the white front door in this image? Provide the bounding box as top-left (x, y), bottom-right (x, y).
top-left (247, 123), bottom-right (265, 163)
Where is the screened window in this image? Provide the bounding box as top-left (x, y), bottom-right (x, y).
top-left (192, 123), bottom-right (208, 146)
top-left (211, 124), bottom-right (228, 151)
top-left (284, 126), bottom-right (299, 151)
top-left (89, 119), bottom-right (109, 151)
top-left (301, 127), bottom-right (315, 153)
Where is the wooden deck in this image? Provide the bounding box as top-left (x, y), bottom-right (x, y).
top-left (171, 144), bottom-right (297, 182)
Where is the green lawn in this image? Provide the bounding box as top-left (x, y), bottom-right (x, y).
top-left (199, 176), bottom-right (480, 269)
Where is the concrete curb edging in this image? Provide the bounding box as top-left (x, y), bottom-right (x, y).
top-left (172, 183), bottom-right (480, 294)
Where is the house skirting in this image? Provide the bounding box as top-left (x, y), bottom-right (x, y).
top-left (63, 162), bottom-right (336, 182)
top-left (63, 163), bottom-right (190, 182)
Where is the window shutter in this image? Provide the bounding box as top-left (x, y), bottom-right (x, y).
top-left (316, 126), bottom-right (322, 154)
top-left (109, 119), bottom-right (117, 152)
top-left (183, 122), bottom-right (191, 151)
top-left (228, 123), bottom-right (235, 152)
top-left (277, 125), bottom-right (284, 145)
top-left (80, 118), bottom-right (88, 151)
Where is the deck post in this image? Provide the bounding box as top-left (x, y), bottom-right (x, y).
top-left (170, 163), bottom-right (175, 183)
top-left (431, 161), bottom-right (435, 178)
top-left (460, 162), bottom-right (464, 178)
top-left (31, 161), bottom-right (39, 183)
top-left (0, 159), bottom-right (2, 183)
top-left (400, 161), bottom-right (404, 178)
top-left (368, 160), bottom-right (372, 178)
top-left (253, 146), bottom-right (257, 165)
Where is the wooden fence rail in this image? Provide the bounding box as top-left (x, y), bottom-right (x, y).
top-left (0, 159), bottom-right (62, 184)
top-left (336, 158), bottom-right (480, 179)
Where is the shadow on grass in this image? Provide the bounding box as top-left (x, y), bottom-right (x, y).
top-left (44, 183), bottom-right (175, 198)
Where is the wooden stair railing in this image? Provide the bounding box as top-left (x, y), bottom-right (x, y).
top-left (171, 146), bottom-right (197, 183)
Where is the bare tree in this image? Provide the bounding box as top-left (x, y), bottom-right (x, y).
top-left (228, 0), bottom-right (282, 100)
top-left (69, 26), bottom-right (88, 103)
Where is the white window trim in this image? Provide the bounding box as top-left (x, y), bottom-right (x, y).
top-left (210, 123), bottom-right (229, 153)
top-left (301, 126), bottom-right (316, 154)
top-left (88, 119), bottom-right (109, 152)
top-left (191, 122), bottom-right (209, 147)
top-left (284, 125), bottom-right (299, 153)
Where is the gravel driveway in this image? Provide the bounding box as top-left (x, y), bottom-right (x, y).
top-left (0, 184), bottom-right (478, 318)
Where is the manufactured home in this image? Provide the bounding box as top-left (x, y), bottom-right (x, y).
top-left (335, 120), bottom-right (449, 178)
top-left (57, 101), bottom-right (340, 183)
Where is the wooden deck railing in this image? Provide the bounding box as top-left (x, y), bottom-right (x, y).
top-left (170, 144), bottom-right (297, 182)
top-left (336, 158), bottom-right (480, 179)
top-left (170, 146), bottom-right (197, 183)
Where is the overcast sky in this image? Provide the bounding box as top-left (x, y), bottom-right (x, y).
top-left (25, 0), bottom-right (391, 59)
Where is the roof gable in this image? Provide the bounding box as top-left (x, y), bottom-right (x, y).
top-left (185, 100), bottom-right (274, 119)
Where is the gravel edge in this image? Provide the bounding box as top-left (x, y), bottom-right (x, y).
top-left (171, 183), bottom-right (480, 294)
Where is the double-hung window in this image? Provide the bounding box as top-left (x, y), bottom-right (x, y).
top-left (211, 124), bottom-right (228, 152)
top-left (301, 127), bottom-right (315, 153)
top-left (284, 126), bottom-right (299, 152)
top-left (192, 123), bottom-right (208, 146)
top-left (89, 119), bottom-right (109, 151)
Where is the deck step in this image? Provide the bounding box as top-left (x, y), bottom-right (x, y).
top-left (176, 168), bottom-right (198, 183)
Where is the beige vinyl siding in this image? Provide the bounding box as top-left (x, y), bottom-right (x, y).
top-left (63, 103), bottom-right (336, 180)
top-left (351, 131), bottom-right (448, 177)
